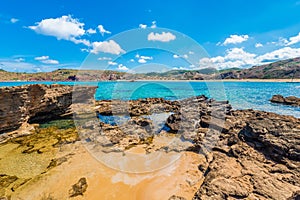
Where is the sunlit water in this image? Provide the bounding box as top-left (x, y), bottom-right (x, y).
top-left (1, 81), bottom-right (300, 118)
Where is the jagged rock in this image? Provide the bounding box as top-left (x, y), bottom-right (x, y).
top-left (69, 177), bottom-right (88, 197)
top-left (193, 109), bottom-right (300, 200)
top-left (0, 84), bottom-right (96, 134)
top-left (168, 195), bottom-right (187, 200)
top-left (270, 94), bottom-right (300, 106)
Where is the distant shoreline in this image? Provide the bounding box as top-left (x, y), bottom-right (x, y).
top-left (0, 79), bottom-right (300, 83)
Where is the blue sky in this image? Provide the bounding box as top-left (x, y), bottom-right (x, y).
top-left (1, 0), bottom-right (300, 73)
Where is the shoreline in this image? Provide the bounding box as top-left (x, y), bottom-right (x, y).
top-left (0, 79), bottom-right (300, 83)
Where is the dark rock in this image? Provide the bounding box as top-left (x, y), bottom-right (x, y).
top-left (69, 177), bottom-right (88, 197)
top-left (270, 95), bottom-right (300, 106)
top-left (168, 195), bottom-right (187, 200)
top-left (0, 84), bottom-right (96, 134)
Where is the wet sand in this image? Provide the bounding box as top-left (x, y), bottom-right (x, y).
top-left (10, 141), bottom-right (205, 200)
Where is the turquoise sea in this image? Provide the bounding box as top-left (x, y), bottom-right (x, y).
top-left (1, 81), bottom-right (300, 118)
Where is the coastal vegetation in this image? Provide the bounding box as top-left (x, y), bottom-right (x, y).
top-left (0, 57), bottom-right (299, 81)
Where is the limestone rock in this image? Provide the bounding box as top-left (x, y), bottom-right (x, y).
top-left (270, 94), bottom-right (300, 106)
top-left (69, 177), bottom-right (88, 197)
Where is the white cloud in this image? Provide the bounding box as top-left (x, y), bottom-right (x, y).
top-left (257, 47), bottom-right (300, 62)
top-left (29, 15), bottom-right (86, 44)
top-left (139, 24), bottom-right (147, 29)
top-left (173, 54), bottom-right (180, 58)
top-left (98, 57), bottom-right (112, 61)
top-left (80, 48), bottom-right (89, 52)
top-left (41, 59), bottom-right (59, 64)
top-left (10, 18), bottom-right (19, 23)
top-left (222, 34), bottom-right (249, 45)
top-left (172, 66), bottom-right (188, 70)
top-left (34, 55), bottom-right (59, 64)
top-left (255, 43), bottom-right (263, 48)
top-left (183, 54), bottom-right (188, 59)
top-left (148, 32), bottom-right (176, 42)
top-left (270, 37), bottom-right (289, 46)
top-left (91, 40), bottom-right (125, 55)
top-left (138, 58), bottom-right (147, 63)
top-left (69, 38), bottom-right (91, 46)
top-left (151, 21), bottom-right (157, 28)
top-left (137, 55), bottom-right (153, 63)
top-left (34, 56), bottom-right (49, 61)
top-left (287, 32), bottom-right (300, 46)
top-left (98, 25), bottom-right (111, 36)
top-left (225, 48), bottom-right (256, 61)
top-left (197, 46), bottom-right (300, 69)
top-left (188, 51), bottom-right (194, 55)
top-left (87, 28), bottom-right (97, 34)
top-left (15, 58), bottom-right (25, 62)
top-left (108, 61), bottom-right (118, 66)
top-left (140, 56), bottom-right (153, 60)
top-left (117, 64), bottom-right (128, 71)
top-left (130, 59), bottom-right (135, 62)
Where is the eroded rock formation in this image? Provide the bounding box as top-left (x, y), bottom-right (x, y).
top-left (0, 84), bottom-right (96, 134)
top-left (270, 94), bottom-right (300, 107)
top-left (91, 96), bottom-right (300, 199)
top-left (0, 86), bottom-right (299, 199)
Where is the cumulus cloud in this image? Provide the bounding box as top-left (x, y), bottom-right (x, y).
top-left (139, 24), bottom-right (147, 29)
top-left (222, 34), bottom-right (249, 45)
top-left (257, 47), bottom-right (300, 62)
top-left (136, 55), bottom-right (153, 63)
top-left (91, 40), bottom-right (125, 55)
top-left (117, 64), bottom-right (128, 71)
top-left (140, 56), bottom-right (153, 60)
top-left (148, 32), bottom-right (176, 42)
top-left (98, 25), bottom-right (111, 36)
top-left (34, 55), bottom-right (59, 64)
top-left (34, 56), bottom-right (49, 61)
top-left (41, 59), bottom-right (59, 64)
top-left (69, 38), bottom-right (91, 46)
top-left (108, 61), bottom-right (117, 66)
top-left (87, 28), bottom-right (97, 34)
top-left (138, 58), bottom-right (147, 63)
top-left (29, 15), bottom-right (86, 44)
top-left (255, 43), bottom-right (263, 48)
top-left (198, 46), bottom-right (300, 69)
top-left (286, 32), bottom-right (300, 46)
top-left (10, 18), bottom-right (19, 23)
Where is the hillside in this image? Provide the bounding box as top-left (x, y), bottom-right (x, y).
top-left (0, 57), bottom-right (299, 81)
top-left (0, 69), bottom-right (126, 81)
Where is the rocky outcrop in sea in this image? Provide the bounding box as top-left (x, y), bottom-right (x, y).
top-left (270, 94), bottom-right (300, 107)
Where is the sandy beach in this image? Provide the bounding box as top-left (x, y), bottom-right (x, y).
top-left (10, 142), bottom-right (205, 200)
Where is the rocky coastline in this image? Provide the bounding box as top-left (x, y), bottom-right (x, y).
top-left (0, 84), bottom-right (299, 199)
top-left (270, 94), bottom-right (300, 107)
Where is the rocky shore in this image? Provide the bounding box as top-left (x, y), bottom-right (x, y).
top-left (0, 84), bottom-right (299, 199)
top-left (0, 84), bottom-right (96, 141)
top-left (270, 94), bottom-right (300, 107)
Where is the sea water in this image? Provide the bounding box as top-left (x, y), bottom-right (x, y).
top-left (1, 81), bottom-right (299, 118)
